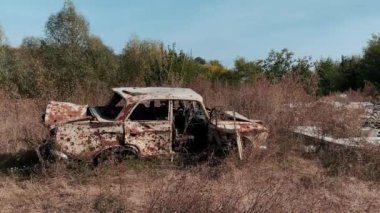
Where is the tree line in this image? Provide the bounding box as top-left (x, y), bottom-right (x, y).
top-left (0, 1), bottom-right (379, 98)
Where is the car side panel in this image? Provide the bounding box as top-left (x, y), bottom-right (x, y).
top-left (55, 121), bottom-right (124, 161)
top-left (124, 120), bottom-right (172, 157)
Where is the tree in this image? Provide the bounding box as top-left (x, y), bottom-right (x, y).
top-left (194, 57), bottom-right (206, 65)
top-left (0, 25), bottom-right (7, 87)
top-left (0, 25), bottom-right (6, 46)
top-left (291, 56), bottom-right (313, 83)
top-left (119, 38), bottom-right (208, 85)
top-left (233, 57), bottom-right (262, 82)
top-left (339, 55), bottom-right (364, 91)
top-left (165, 48), bottom-right (205, 84)
top-left (0, 26), bottom-right (34, 96)
top-left (262, 48), bottom-right (294, 80)
top-left (203, 60), bottom-right (228, 80)
top-left (315, 58), bottom-right (344, 95)
top-left (362, 34), bottom-right (380, 88)
top-left (44, 0), bottom-right (92, 96)
top-left (45, 0), bottom-right (89, 48)
top-left (119, 37), bottom-right (170, 85)
top-left (86, 36), bottom-right (119, 86)
top-left (19, 37), bottom-right (54, 96)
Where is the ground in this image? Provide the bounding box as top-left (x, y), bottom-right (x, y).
top-left (0, 82), bottom-right (379, 212)
top-left (0, 147), bottom-right (379, 212)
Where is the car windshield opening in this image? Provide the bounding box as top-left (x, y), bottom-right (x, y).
top-left (89, 93), bottom-right (125, 120)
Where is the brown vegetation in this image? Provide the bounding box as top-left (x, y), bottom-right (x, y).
top-left (0, 78), bottom-right (379, 212)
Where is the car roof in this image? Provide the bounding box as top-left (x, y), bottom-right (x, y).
top-left (112, 87), bottom-right (203, 102)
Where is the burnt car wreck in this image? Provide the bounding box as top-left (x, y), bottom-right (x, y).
top-left (42, 87), bottom-right (268, 163)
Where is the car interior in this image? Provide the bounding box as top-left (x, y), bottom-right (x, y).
top-left (126, 99), bottom-right (210, 153)
top-left (89, 93), bottom-right (125, 120)
top-left (172, 100), bottom-right (209, 153)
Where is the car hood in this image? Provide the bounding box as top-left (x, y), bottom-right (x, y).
top-left (214, 120), bottom-right (268, 134)
top-left (222, 111), bottom-right (264, 125)
top-left (210, 110), bottom-right (268, 134)
top-left (44, 101), bottom-right (91, 127)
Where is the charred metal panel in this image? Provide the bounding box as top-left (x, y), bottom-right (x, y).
top-left (45, 101), bottom-right (88, 127)
top-left (124, 121), bottom-right (171, 157)
top-left (55, 121), bottom-right (123, 160)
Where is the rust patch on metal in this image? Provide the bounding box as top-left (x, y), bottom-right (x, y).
top-left (55, 121), bottom-right (123, 160)
top-left (45, 101), bottom-right (88, 127)
top-left (124, 121), bottom-right (171, 157)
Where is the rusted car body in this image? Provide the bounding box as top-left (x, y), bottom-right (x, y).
top-left (43, 87), bottom-right (268, 162)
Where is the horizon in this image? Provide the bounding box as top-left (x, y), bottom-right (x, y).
top-left (0, 0), bottom-right (379, 67)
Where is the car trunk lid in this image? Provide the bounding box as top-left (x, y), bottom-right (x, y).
top-left (44, 101), bottom-right (90, 127)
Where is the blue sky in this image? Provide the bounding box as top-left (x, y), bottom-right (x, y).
top-left (0, 0), bottom-right (379, 67)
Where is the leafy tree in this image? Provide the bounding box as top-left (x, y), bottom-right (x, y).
top-left (262, 48), bottom-right (294, 80)
top-left (339, 55), bottom-right (364, 91)
top-left (315, 58), bottom-right (344, 95)
top-left (0, 45), bottom-right (39, 97)
top-left (316, 56), bottom-right (364, 95)
top-left (0, 25), bottom-right (5, 46)
top-left (233, 57), bottom-right (262, 82)
top-left (119, 38), bottom-right (209, 85)
top-left (0, 25), bottom-right (7, 88)
top-left (291, 57), bottom-right (312, 76)
top-left (165, 48), bottom-right (206, 84)
top-left (194, 57), bottom-right (206, 65)
top-left (119, 37), bottom-right (169, 85)
top-left (362, 34), bottom-right (380, 88)
top-left (45, 0), bottom-right (89, 48)
top-left (19, 37), bottom-right (54, 96)
top-left (203, 60), bottom-right (229, 80)
top-left (86, 36), bottom-right (119, 86)
top-left (44, 0), bottom-right (92, 96)
top-left (21, 37), bottom-right (44, 53)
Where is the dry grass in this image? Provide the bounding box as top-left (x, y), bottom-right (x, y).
top-left (0, 165), bottom-right (152, 212)
top-left (147, 157), bottom-right (380, 212)
top-left (0, 156), bottom-right (378, 212)
top-left (192, 76), bottom-right (364, 138)
top-left (0, 77), bottom-right (380, 212)
top-left (0, 91), bottom-right (47, 153)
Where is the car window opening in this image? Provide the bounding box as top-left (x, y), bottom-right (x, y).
top-left (89, 93), bottom-right (125, 120)
top-left (172, 100), bottom-right (209, 153)
top-left (129, 100), bottom-right (169, 121)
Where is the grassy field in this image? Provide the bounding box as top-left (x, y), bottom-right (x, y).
top-left (0, 79), bottom-right (379, 212)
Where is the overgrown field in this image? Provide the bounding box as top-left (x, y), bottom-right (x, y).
top-left (0, 79), bottom-right (379, 212)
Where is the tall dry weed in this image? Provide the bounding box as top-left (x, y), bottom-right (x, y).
top-left (146, 156), bottom-right (380, 212)
top-left (0, 90), bottom-right (47, 153)
top-left (0, 74), bottom-right (379, 212)
top-left (189, 76), bottom-right (376, 181)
